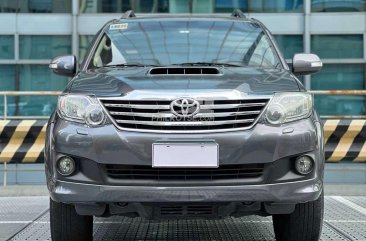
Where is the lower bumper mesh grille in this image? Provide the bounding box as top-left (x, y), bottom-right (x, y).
top-left (104, 164), bottom-right (265, 181)
top-left (159, 205), bottom-right (214, 216)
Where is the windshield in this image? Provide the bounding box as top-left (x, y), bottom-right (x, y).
top-left (89, 21), bottom-right (281, 69)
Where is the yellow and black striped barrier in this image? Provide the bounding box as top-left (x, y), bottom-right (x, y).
top-left (324, 119), bottom-right (366, 162)
top-left (0, 119), bottom-right (366, 163)
top-left (0, 120), bottom-right (47, 163)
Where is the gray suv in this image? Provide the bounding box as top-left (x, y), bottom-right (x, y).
top-left (46, 10), bottom-right (324, 241)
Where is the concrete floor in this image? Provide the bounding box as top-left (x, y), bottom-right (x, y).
top-left (0, 194), bottom-right (365, 241)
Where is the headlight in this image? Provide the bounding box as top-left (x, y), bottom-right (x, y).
top-left (58, 95), bottom-right (106, 126)
top-left (265, 92), bottom-right (312, 125)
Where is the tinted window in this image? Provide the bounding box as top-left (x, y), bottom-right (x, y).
top-left (79, 35), bottom-right (94, 62)
top-left (0, 35), bottom-right (14, 59)
top-left (19, 35), bottom-right (71, 60)
top-left (0, 0), bottom-right (71, 13)
top-left (312, 0), bottom-right (366, 12)
top-left (312, 64), bottom-right (365, 116)
top-left (274, 35), bottom-right (303, 59)
top-left (311, 35), bottom-right (363, 59)
top-left (80, 0), bottom-right (169, 13)
top-left (0, 65), bottom-right (16, 116)
top-left (18, 64), bottom-right (68, 116)
top-left (79, 0), bottom-right (303, 13)
top-left (247, 0), bottom-right (303, 13)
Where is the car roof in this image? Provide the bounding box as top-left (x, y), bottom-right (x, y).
top-left (104, 15), bottom-right (262, 33)
top-left (113, 14), bottom-right (254, 23)
top-left (102, 10), bottom-right (263, 29)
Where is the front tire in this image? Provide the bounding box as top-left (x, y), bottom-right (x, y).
top-left (50, 198), bottom-right (93, 241)
top-left (272, 191), bottom-right (324, 241)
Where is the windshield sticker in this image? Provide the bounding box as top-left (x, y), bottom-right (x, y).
top-left (110, 23), bottom-right (128, 30)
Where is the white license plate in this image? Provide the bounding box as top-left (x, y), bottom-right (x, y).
top-left (152, 141), bottom-right (219, 168)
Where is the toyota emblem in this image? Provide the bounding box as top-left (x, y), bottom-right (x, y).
top-left (170, 98), bottom-right (200, 117)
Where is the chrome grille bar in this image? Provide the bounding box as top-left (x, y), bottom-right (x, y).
top-left (200, 103), bottom-right (266, 109)
top-left (115, 119), bottom-right (255, 126)
top-left (104, 102), bottom-right (266, 110)
top-left (103, 103), bottom-right (171, 109)
top-left (109, 110), bottom-right (261, 118)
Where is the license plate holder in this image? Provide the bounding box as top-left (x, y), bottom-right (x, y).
top-left (152, 141), bottom-right (218, 168)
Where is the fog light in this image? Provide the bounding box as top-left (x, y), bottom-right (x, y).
top-left (295, 156), bottom-right (313, 175)
top-left (57, 156), bottom-right (75, 176)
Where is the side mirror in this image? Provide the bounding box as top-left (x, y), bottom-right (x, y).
top-left (292, 53), bottom-right (322, 76)
top-left (49, 55), bottom-right (77, 77)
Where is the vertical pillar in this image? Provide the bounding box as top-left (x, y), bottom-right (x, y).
top-left (364, 32), bottom-right (366, 61)
top-left (14, 16), bottom-right (20, 115)
top-left (3, 162), bottom-right (7, 187)
top-left (364, 32), bottom-right (366, 96)
top-left (304, 0), bottom-right (311, 90)
top-left (72, 0), bottom-right (79, 59)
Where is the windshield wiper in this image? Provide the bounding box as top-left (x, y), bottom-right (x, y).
top-left (103, 63), bottom-right (160, 68)
top-left (99, 62), bottom-right (245, 68)
top-left (170, 62), bottom-right (245, 67)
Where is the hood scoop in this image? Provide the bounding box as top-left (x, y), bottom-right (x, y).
top-left (148, 67), bottom-right (220, 75)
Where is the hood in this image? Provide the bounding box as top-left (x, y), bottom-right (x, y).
top-left (67, 67), bottom-right (302, 97)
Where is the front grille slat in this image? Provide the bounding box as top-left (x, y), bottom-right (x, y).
top-left (115, 119), bottom-right (255, 126)
top-left (109, 110), bottom-right (261, 118)
top-left (200, 102), bottom-right (267, 109)
top-left (104, 103), bottom-right (171, 109)
top-left (100, 98), bottom-right (270, 132)
top-left (105, 164), bottom-right (265, 181)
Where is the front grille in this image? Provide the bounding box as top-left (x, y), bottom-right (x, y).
top-left (104, 164), bottom-right (265, 181)
top-left (99, 98), bottom-right (270, 132)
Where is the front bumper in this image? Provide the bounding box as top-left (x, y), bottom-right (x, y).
top-left (45, 115), bottom-right (324, 206)
top-left (50, 177), bottom-right (322, 204)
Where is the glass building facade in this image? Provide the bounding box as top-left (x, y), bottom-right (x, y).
top-left (0, 0), bottom-right (365, 117)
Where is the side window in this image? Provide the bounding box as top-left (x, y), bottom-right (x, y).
top-left (90, 35), bottom-right (112, 68)
top-left (248, 35), bottom-right (277, 68)
top-left (89, 34), bottom-right (126, 69)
